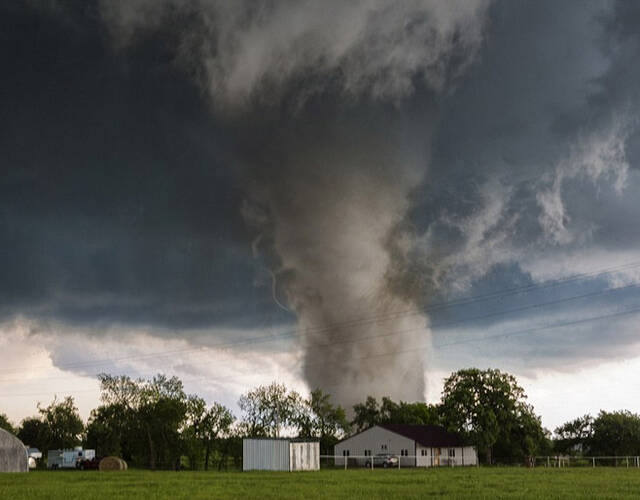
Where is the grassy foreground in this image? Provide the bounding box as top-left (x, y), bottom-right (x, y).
top-left (2, 467), bottom-right (640, 499)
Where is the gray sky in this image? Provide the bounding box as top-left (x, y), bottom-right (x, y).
top-left (1, 0), bottom-right (640, 429)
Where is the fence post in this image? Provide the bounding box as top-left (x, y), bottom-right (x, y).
top-left (371, 456), bottom-right (373, 471)
top-left (592, 457), bottom-right (595, 468)
top-left (398, 454), bottom-right (401, 470)
top-left (344, 455), bottom-right (347, 471)
top-left (627, 457), bottom-right (629, 468)
top-left (547, 456), bottom-right (550, 468)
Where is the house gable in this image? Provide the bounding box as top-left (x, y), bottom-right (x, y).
top-left (334, 425), bottom-right (415, 457)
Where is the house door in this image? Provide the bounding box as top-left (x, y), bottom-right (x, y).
top-left (434, 448), bottom-right (441, 466)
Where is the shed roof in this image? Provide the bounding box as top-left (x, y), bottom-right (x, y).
top-left (379, 424), bottom-right (467, 447)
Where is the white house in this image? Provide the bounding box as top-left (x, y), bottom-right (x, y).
top-left (334, 424), bottom-right (477, 467)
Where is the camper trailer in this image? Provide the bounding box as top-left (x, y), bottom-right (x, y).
top-left (47, 447), bottom-right (96, 469)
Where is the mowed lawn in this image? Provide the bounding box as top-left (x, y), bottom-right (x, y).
top-left (3, 467), bottom-right (640, 499)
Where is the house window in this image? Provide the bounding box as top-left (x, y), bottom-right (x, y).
top-left (448, 449), bottom-right (455, 457)
top-left (343, 450), bottom-right (350, 456)
top-left (364, 450), bottom-right (372, 456)
top-left (400, 449), bottom-right (409, 456)
top-left (421, 449), bottom-right (427, 456)
top-left (381, 444), bottom-right (387, 451)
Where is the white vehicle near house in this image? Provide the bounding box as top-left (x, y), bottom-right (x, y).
top-left (26, 447), bottom-right (42, 469)
top-left (47, 447), bottom-right (96, 469)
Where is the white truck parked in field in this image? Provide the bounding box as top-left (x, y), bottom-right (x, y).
top-left (47, 447), bottom-right (96, 469)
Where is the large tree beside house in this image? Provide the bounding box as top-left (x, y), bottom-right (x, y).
top-left (439, 368), bottom-right (547, 464)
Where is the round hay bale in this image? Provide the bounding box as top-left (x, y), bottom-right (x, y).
top-left (99, 456), bottom-right (127, 471)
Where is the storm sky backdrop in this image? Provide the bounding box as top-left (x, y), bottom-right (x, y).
top-left (2, 0), bottom-right (640, 428)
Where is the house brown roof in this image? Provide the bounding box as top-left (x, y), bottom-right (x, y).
top-left (379, 424), bottom-right (467, 447)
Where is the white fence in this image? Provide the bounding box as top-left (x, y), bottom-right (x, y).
top-left (319, 455), bottom-right (640, 469)
top-left (535, 456), bottom-right (640, 468)
top-left (320, 455), bottom-right (476, 469)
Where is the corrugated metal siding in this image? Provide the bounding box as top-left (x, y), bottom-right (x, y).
top-left (289, 442), bottom-right (319, 471)
top-left (242, 439), bottom-right (290, 471)
top-left (0, 429), bottom-right (28, 473)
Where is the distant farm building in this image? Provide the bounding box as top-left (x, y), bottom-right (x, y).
top-left (243, 438), bottom-right (319, 471)
top-left (0, 428), bottom-right (28, 473)
top-left (334, 424), bottom-right (477, 467)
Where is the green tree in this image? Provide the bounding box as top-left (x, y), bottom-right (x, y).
top-left (0, 412), bottom-right (15, 435)
top-left (184, 396), bottom-right (235, 470)
top-left (136, 374), bottom-right (188, 469)
top-left (554, 414), bottom-right (593, 455)
top-left (379, 398), bottom-right (440, 426)
top-left (37, 396), bottom-right (84, 451)
top-left (296, 389), bottom-right (349, 454)
top-left (17, 417), bottom-right (48, 451)
top-left (440, 368), bottom-right (545, 464)
top-left (351, 396), bottom-right (440, 432)
top-left (85, 403), bottom-right (128, 458)
top-left (590, 410), bottom-right (640, 457)
top-left (238, 382), bottom-right (302, 437)
top-left (97, 373), bottom-right (189, 469)
top-left (351, 396), bottom-right (381, 432)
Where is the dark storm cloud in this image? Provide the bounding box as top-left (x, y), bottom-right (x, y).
top-left (3, 0), bottom-right (640, 395)
top-left (0, 2), bottom-right (291, 331)
top-left (411, 0), bottom-right (640, 367)
top-left (2, 0), bottom-right (495, 406)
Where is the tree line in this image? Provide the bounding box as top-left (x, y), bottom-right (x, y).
top-left (554, 411), bottom-right (640, 457)
top-left (2, 367), bottom-right (639, 468)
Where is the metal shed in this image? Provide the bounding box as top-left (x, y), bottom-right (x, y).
top-left (0, 428), bottom-right (28, 473)
top-left (243, 438), bottom-right (319, 471)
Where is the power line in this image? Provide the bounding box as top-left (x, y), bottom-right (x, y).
top-left (2, 291), bottom-right (640, 399)
top-left (307, 304), bottom-right (640, 391)
top-left (1, 259), bottom-right (638, 379)
top-left (296, 282), bottom-right (640, 352)
top-left (434, 303), bottom-right (640, 349)
top-left (0, 277), bottom-right (637, 388)
top-left (9, 301), bottom-right (637, 399)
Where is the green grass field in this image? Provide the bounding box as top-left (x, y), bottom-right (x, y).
top-left (2, 467), bottom-right (640, 499)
